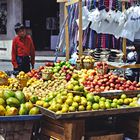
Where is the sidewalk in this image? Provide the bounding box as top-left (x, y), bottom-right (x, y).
top-left (0, 51), bottom-right (65, 62)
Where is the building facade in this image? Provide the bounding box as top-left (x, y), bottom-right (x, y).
top-left (0, 0), bottom-right (62, 52)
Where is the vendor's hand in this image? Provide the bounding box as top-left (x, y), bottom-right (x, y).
top-left (14, 67), bottom-right (19, 71)
top-left (13, 67), bottom-right (19, 75)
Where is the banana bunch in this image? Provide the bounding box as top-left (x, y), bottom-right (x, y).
top-left (0, 71), bottom-right (8, 79)
top-left (8, 78), bottom-right (22, 91)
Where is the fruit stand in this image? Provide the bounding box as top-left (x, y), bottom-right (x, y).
top-left (39, 107), bottom-right (140, 140)
top-left (1, 59), bottom-right (140, 139)
top-left (1, 2), bottom-right (140, 139)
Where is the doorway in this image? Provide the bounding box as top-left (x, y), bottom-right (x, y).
top-left (23, 0), bottom-right (59, 51)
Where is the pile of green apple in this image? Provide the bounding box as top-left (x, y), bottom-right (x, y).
top-left (66, 73), bottom-right (84, 92)
top-left (37, 89), bottom-right (140, 114)
top-left (41, 61), bottom-right (75, 81)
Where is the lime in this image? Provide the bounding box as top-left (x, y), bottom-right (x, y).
top-left (61, 96), bottom-right (67, 102)
top-left (113, 98), bottom-right (118, 103)
top-left (73, 85), bottom-right (81, 91)
top-left (0, 98), bottom-right (5, 106)
top-left (100, 97), bottom-right (106, 102)
top-left (99, 101), bottom-right (105, 109)
top-left (86, 105), bottom-right (92, 111)
top-left (81, 99), bottom-right (87, 106)
top-left (93, 95), bottom-right (100, 103)
top-left (56, 98), bottom-right (63, 104)
top-left (36, 100), bottom-right (45, 107)
top-left (71, 80), bottom-right (79, 86)
top-left (0, 105), bottom-right (6, 116)
top-left (73, 95), bottom-right (81, 103)
top-left (56, 111), bottom-right (62, 114)
top-left (72, 73), bottom-right (79, 80)
top-left (133, 97), bottom-right (138, 101)
top-left (25, 101), bottom-right (34, 110)
top-left (121, 94), bottom-right (127, 100)
top-left (123, 98), bottom-right (130, 105)
top-left (29, 107), bottom-right (40, 115)
top-left (67, 93), bottom-right (73, 97)
top-left (78, 105), bottom-right (85, 111)
top-left (92, 103), bottom-right (99, 110)
top-left (117, 99), bottom-right (123, 105)
top-left (72, 102), bottom-right (79, 109)
top-left (87, 101), bottom-right (92, 106)
top-left (43, 102), bottom-right (50, 108)
top-left (105, 102), bottom-right (111, 109)
top-left (61, 107), bottom-right (68, 113)
top-left (86, 94), bottom-right (94, 103)
top-left (65, 98), bottom-right (73, 106)
top-left (30, 95), bottom-right (38, 104)
top-left (111, 102), bottom-right (117, 108)
top-left (67, 84), bottom-right (74, 90)
top-left (56, 103), bottom-right (62, 110)
top-left (69, 106), bottom-right (76, 112)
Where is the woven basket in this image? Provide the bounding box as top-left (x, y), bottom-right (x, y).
top-left (83, 62), bottom-right (94, 69)
top-left (42, 71), bottom-right (53, 80)
top-left (0, 78), bottom-right (8, 86)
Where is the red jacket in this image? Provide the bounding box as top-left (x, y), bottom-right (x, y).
top-left (12, 35), bottom-right (35, 68)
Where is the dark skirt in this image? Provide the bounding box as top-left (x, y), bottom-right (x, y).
top-left (16, 56), bottom-right (31, 73)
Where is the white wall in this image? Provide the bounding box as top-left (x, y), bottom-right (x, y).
top-left (0, 0), bottom-right (22, 60)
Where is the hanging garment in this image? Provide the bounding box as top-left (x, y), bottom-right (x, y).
top-left (76, 6), bottom-right (91, 30)
top-left (121, 6), bottom-right (140, 41)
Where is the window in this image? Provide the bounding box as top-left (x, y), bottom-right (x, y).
top-left (0, 0), bottom-right (7, 34)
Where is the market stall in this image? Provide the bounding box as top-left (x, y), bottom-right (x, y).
top-left (1, 0), bottom-right (140, 140)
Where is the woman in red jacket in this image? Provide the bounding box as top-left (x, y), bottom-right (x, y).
top-left (12, 23), bottom-right (35, 73)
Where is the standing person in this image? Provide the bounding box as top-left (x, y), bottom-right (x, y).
top-left (12, 23), bottom-right (35, 73)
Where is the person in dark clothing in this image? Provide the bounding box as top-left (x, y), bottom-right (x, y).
top-left (11, 23), bottom-right (35, 73)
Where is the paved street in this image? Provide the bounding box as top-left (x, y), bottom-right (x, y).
top-left (0, 61), bottom-right (45, 71)
top-left (0, 56), bottom-right (65, 72)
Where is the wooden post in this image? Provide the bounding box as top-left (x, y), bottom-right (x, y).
top-left (122, 1), bottom-right (126, 61)
top-left (64, 3), bottom-right (70, 61)
top-left (78, 0), bottom-right (83, 59)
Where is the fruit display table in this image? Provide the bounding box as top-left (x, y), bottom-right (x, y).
top-left (39, 106), bottom-right (140, 140)
top-left (0, 115), bottom-right (42, 140)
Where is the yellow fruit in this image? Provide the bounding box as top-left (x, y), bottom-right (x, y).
top-left (61, 106), bottom-right (68, 113)
top-left (25, 102), bottom-right (34, 110)
top-left (0, 105), bottom-right (6, 116)
top-left (65, 98), bottom-right (73, 106)
top-left (78, 105), bottom-right (85, 111)
top-left (117, 99), bottom-right (123, 105)
top-left (43, 102), bottom-right (50, 108)
top-left (5, 107), bottom-right (18, 116)
top-left (123, 98), bottom-right (130, 105)
top-left (29, 107), bottom-right (40, 115)
top-left (67, 84), bottom-right (74, 90)
top-left (0, 98), bottom-right (5, 106)
top-left (111, 102), bottom-right (117, 108)
top-left (105, 102), bottom-right (111, 109)
top-left (121, 94), bottom-right (127, 100)
top-left (73, 85), bottom-right (81, 91)
top-left (86, 105), bottom-right (92, 110)
top-left (92, 103), bottom-right (99, 110)
top-left (99, 101), bottom-right (105, 109)
top-left (73, 95), bottom-right (81, 103)
top-left (36, 100), bottom-right (45, 106)
top-left (69, 106), bottom-right (76, 112)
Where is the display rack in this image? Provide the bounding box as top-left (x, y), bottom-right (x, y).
top-left (57, 0), bottom-right (82, 60)
top-left (57, 0), bottom-right (140, 72)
